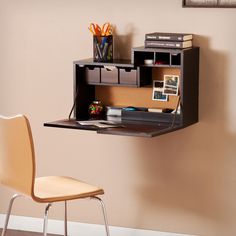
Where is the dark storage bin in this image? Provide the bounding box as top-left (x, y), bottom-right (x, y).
top-left (101, 67), bottom-right (118, 84)
top-left (119, 68), bottom-right (137, 85)
top-left (85, 67), bottom-right (100, 84)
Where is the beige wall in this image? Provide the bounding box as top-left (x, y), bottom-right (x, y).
top-left (1, 0), bottom-right (236, 235)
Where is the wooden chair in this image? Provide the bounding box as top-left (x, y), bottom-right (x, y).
top-left (0, 115), bottom-right (110, 236)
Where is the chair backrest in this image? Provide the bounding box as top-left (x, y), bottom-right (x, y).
top-left (0, 115), bottom-right (36, 196)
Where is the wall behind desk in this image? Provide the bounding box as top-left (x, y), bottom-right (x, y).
top-left (1, 1), bottom-right (236, 235)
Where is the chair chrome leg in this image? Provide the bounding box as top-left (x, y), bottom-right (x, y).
top-left (1, 194), bottom-right (21, 236)
top-left (91, 196), bottom-right (110, 236)
top-left (64, 201), bottom-right (68, 236)
top-left (43, 203), bottom-right (52, 236)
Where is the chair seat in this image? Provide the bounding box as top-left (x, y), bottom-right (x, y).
top-left (33, 176), bottom-right (104, 203)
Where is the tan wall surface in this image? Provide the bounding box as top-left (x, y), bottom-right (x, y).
top-left (1, 0), bottom-right (236, 235)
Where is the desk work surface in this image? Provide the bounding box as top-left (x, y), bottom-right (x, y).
top-left (44, 118), bottom-right (183, 138)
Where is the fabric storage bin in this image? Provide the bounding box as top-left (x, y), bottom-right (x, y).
top-left (101, 67), bottom-right (118, 84)
top-left (119, 68), bottom-right (137, 85)
top-left (85, 66), bottom-right (100, 84)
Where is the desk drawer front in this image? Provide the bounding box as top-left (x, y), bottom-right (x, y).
top-left (85, 67), bottom-right (100, 84)
top-left (101, 68), bottom-right (119, 84)
top-left (119, 68), bottom-right (137, 85)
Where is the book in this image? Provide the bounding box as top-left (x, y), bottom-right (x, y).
top-left (145, 40), bottom-right (192, 49)
top-left (106, 106), bottom-right (122, 116)
top-left (145, 32), bottom-right (193, 42)
top-left (148, 108), bottom-right (163, 113)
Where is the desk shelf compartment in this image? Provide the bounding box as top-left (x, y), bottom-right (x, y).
top-left (122, 110), bottom-right (182, 124)
top-left (155, 52), bottom-right (170, 66)
top-left (85, 66), bottom-right (101, 84)
top-left (83, 65), bottom-right (151, 87)
top-left (155, 52), bottom-right (181, 66)
top-left (119, 68), bottom-right (137, 85)
top-left (171, 53), bottom-right (181, 66)
top-left (132, 47), bottom-right (183, 67)
top-left (101, 67), bottom-right (119, 84)
top-left (132, 51), bottom-right (155, 65)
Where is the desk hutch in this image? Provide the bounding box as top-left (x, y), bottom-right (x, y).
top-left (44, 46), bottom-right (199, 138)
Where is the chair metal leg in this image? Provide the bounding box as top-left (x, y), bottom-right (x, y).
top-left (43, 203), bottom-right (52, 236)
top-left (91, 196), bottom-right (110, 236)
top-left (1, 194), bottom-right (21, 236)
top-left (64, 201), bottom-right (68, 236)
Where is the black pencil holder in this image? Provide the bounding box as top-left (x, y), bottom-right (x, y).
top-left (93, 35), bottom-right (113, 62)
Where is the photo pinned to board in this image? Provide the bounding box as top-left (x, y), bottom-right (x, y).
top-left (163, 75), bottom-right (179, 96)
top-left (152, 80), bottom-right (168, 101)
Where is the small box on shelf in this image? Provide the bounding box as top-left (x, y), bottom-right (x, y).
top-left (85, 66), bottom-right (101, 84)
top-left (101, 67), bottom-right (118, 84)
top-left (119, 68), bottom-right (137, 85)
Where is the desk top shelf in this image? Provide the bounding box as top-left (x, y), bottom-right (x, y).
top-left (44, 46), bottom-right (199, 138)
top-left (74, 59), bottom-right (134, 68)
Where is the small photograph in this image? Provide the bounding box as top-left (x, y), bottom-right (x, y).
top-left (152, 89), bottom-right (168, 101)
top-left (163, 75), bottom-right (179, 96)
top-left (164, 75), bottom-right (179, 88)
top-left (153, 80), bottom-right (164, 88)
top-left (152, 80), bottom-right (168, 101)
top-left (163, 87), bottom-right (178, 96)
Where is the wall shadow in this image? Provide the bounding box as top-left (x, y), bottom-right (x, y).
top-left (129, 36), bottom-right (236, 235)
top-left (113, 23), bottom-right (135, 60)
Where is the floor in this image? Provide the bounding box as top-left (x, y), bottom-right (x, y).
top-left (0, 229), bottom-right (59, 236)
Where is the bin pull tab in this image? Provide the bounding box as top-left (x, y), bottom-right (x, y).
top-left (104, 65), bottom-right (116, 71)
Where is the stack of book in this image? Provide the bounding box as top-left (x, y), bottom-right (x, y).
top-left (145, 32), bottom-right (193, 49)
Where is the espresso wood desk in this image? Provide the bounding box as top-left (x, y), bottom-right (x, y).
top-left (44, 46), bottom-right (199, 138)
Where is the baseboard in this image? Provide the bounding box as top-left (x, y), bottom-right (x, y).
top-left (0, 214), bottom-right (194, 236)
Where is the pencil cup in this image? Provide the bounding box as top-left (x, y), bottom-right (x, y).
top-left (93, 35), bottom-right (113, 62)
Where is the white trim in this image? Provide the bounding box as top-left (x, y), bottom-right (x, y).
top-left (0, 214), bottom-right (195, 236)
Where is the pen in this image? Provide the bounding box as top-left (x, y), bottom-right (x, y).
top-left (95, 43), bottom-right (103, 60)
top-left (102, 42), bottom-right (108, 59)
top-left (94, 36), bottom-right (103, 60)
top-left (101, 37), bottom-right (107, 48)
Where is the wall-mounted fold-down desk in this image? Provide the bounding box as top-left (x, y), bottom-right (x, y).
top-left (44, 46), bottom-right (199, 138)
